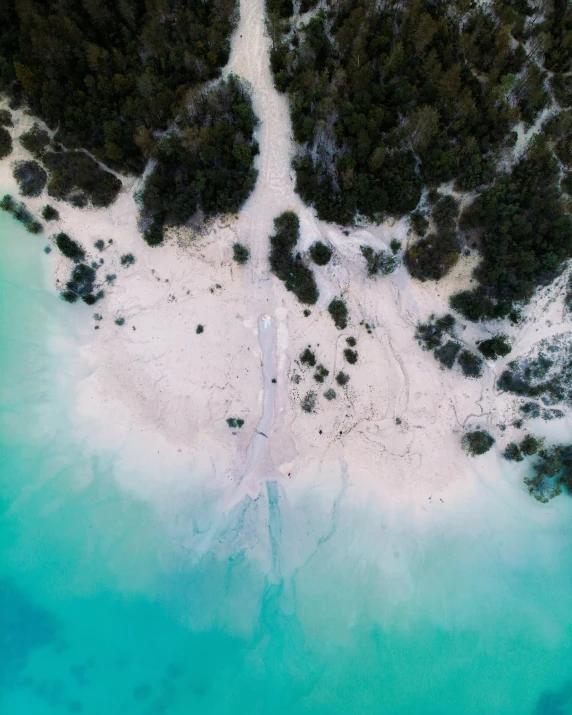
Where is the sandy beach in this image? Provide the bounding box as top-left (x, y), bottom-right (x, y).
top-left (0, 0), bottom-right (570, 525)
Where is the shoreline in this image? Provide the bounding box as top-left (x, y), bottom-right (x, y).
top-left (0, 0), bottom-right (570, 524)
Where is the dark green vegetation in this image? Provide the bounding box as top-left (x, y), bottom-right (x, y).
top-left (0, 0), bottom-right (238, 173)
top-left (324, 388), bottom-right (336, 400)
top-left (268, 211), bottom-right (318, 304)
top-left (12, 160), bottom-right (47, 197)
top-left (314, 364), bottom-right (329, 383)
top-left (346, 336), bottom-right (356, 348)
top-left (360, 246), bottom-right (396, 276)
top-left (0, 194), bottom-right (41, 232)
top-left (434, 340), bottom-right (461, 369)
top-left (55, 233), bottom-right (85, 263)
top-left (344, 348), bottom-right (358, 365)
top-left (497, 339), bottom-right (572, 407)
top-left (405, 195), bottom-right (460, 282)
top-left (300, 348), bottom-right (316, 367)
top-left (477, 334), bottom-right (511, 361)
top-left (415, 314), bottom-right (455, 351)
top-left (43, 151), bottom-right (122, 207)
top-left (328, 298), bottom-right (348, 329)
top-left (301, 391), bottom-right (317, 413)
top-left (524, 443), bottom-right (572, 503)
top-left (121, 253), bottom-right (135, 267)
top-left (0, 126), bottom-right (12, 158)
top-left (141, 76), bottom-right (259, 244)
top-left (415, 313), bottom-right (484, 376)
top-left (41, 205), bottom-right (59, 221)
top-left (19, 124), bottom-right (50, 158)
top-left (309, 241), bottom-right (332, 266)
top-left (335, 371), bottom-right (349, 386)
top-left (227, 417), bottom-right (245, 428)
top-left (458, 349), bottom-right (483, 379)
top-left (266, 0), bottom-right (567, 225)
top-left (462, 430), bottom-right (495, 457)
top-left (233, 243), bottom-right (250, 265)
top-left (196, 325), bottom-right (204, 334)
top-left (390, 238), bottom-right (401, 254)
top-left (0, 109), bottom-right (12, 126)
top-left (61, 263), bottom-right (101, 304)
top-left (450, 141), bottom-right (572, 320)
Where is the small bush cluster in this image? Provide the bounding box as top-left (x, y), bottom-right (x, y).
top-left (0, 109), bottom-right (12, 127)
top-left (503, 434), bottom-right (544, 463)
top-left (19, 124), bottom-right (50, 158)
top-left (415, 314), bottom-right (455, 351)
top-left (336, 371), bottom-right (350, 386)
top-left (405, 196), bottom-right (460, 282)
top-left (309, 241), bottom-right (332, 266)
top-left (458, 350), bottom-right (484, 379)
top-left (462, 430), bottom-right (495, 457)
top-left (300, 348), bottom-right (316, 367)
top-left (524, 444), bottom-right (572, 503)
top-left (226, 417), bottom-right (244, 428)
top-left (55, 233), bottom-right (85, 262)
top-left (301, 391), bottom-right (317, 413)
top-left (477, 334), bottom-right (512, 360)
top-left (61, 263), bottom-right (101, 304)
top-left (343, 349), bottom-right (358, 365)
top-left (12, 160), bottom-right (48, 197)
top-left (42, 205), bottom-right (59, 221)
top-left (314, 365), bottom-right (329, 383)
top-left (269, 211), bottom-right (319, 304)
top-left (328, 298), bottom-right (348, 330)
top-left (44, 151), bottom-right (122, 207)
top-left (233, 243), bottom-right (250, 265)
top-left (120, 253), bottom-right (135, 267)
top-left (361, 245), bottom-right (396, 276)
top-left (0, 126), bottom-right (12, 159)
top-left (324, 388), bottom-right (336, 400)
top-left (0, 194), bottom-right (42, 233)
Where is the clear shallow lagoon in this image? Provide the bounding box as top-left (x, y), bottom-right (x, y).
top-left (2, 211), bottom-right (572, 714)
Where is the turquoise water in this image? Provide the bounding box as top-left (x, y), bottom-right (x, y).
top-left (2, 210), bottom-right (572, 714)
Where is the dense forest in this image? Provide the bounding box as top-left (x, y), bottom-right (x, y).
top-left (140, 76), bottom-right (259, 244)
top-left (268, 0), bottom-right (570, 224)
top-left (0, 0), bottom-right (238, 173)
top-left (268, 0), bottom-right (572, 315)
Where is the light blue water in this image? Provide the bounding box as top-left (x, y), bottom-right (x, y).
top-left (2, 210), bottom-right (572, 714)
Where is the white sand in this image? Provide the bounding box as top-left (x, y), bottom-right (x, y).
top-left (1, 0), bottom-right (571, 524)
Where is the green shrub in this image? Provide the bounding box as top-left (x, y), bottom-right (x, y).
top-left (328, 298), bottom-right (348, 330)
top-left (0, 194), bottom-right (42, 233)
top-left (55, 233), bottom-right (85, 262)
top-left (314, 364), bottom-right (329, 383)
top-left (0, 109), bottom-right (12, 127)
top-left (120, 253), bottom-right (135, 267)
top-left (63, 263), bottom-right (96, 301)
top-left (196, 325), bottom-right (204, 334)
top-left (233, 243), bottom-right (250, 264)
top-left (309, 241), bottom-right (332, 266)
top-left (335, 371), bottom-right (350, 386)
top-left (503, 442), bottom-right (524, 462)
top-left (410, 211), bottom-right (429, 236)
top-left (44, 151), bottom-right (122, 207)
top-left (462, 430), bottom-right (495, 456)
top-left (301, 391), bottom-right (317, 413)
top-left (449, 290), bottom-right (502, 322)
top-left (324, 388), bottom-right (336, 400)
top-left (458, 350), bottom-right (484, 378)
top-left (390, 238), bottom-right (401, 254)
top-left (405, 229), bottom-right (460, 281)
top-left (42, 205), bottom-right (59, 221)
top-left (269, 211), bottom-right (319, 304)
top-left (477, 334), bottom-right (512, 360)
top-left (300, 348), bottom-right (316, 367)
top-left (0, 126), bottom-right (12, 159)
top-left (361, 245), bottom-right (396, 276)
top-left (415, 314), bottom-right (455, 351)
top-left (434, 340), bottom-right (461, 369)
top-left (524, 444), bottom-right (572, 503)
top-left (19, 124), bottom-right (50, 158)
top-left (12, 160), bottom-right (48, 197)
top-left (520, 434), bottom-right (544, 457)
top-left (346, 336), bottom-right (356, 347)
top-left (343, 348), bottom-right (358, 364)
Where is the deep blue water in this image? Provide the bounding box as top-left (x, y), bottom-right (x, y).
top-left (2, 211), bottom-right (572, 714)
